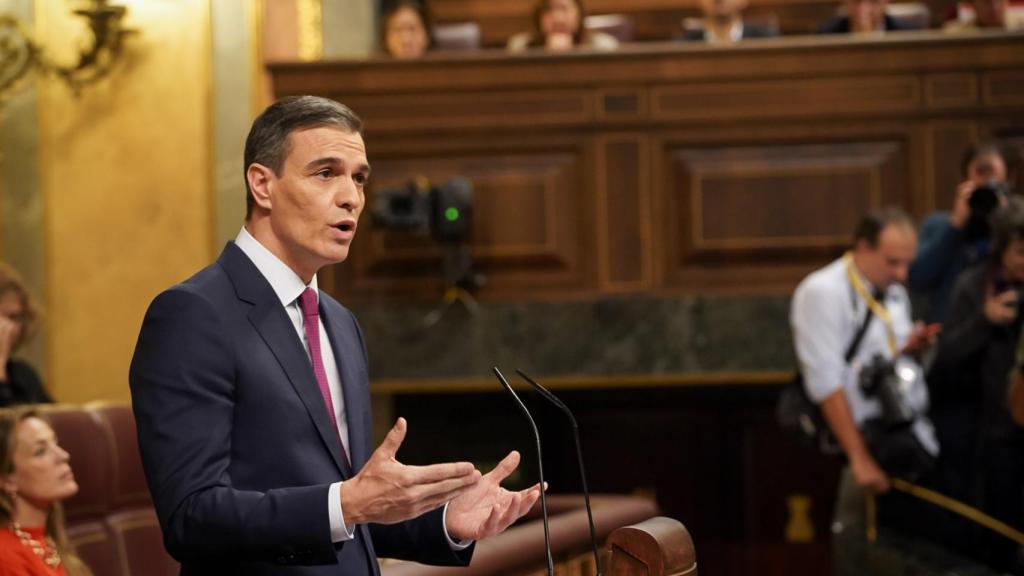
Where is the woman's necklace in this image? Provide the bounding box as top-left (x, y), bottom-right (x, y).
top-left (11, 523), bottom-right (62, 568)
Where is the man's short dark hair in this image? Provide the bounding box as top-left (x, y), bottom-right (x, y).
top-left (992, 196), bottom-right (1024, 258)
top-left (960, 140), bottom-right (1006, 178)
top-left (243, 96), bottom-right (363, 218)
top-left (852, 207), bottom-right (914, 248)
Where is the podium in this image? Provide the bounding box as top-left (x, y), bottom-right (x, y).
top-left (381, 494), bottom-right (696, 576)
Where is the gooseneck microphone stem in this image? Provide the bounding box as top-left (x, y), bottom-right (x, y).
top-left (492, 367), bottom-right (554, 576)
top-left (517, 369), bottom-right (603, 576)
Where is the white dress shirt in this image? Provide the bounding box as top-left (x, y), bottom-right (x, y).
top-left (791, 255), bottom-right (938, 456)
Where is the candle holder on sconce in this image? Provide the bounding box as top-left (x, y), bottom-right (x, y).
top-left (0, 0), bottom-right (135, 101)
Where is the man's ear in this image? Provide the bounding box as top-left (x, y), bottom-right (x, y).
top-left (247, 163), bottom-right (275, 212)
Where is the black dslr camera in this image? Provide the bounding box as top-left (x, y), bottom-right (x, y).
top-left (858, 354), bottom-right (919, 426)
top-left (965, 181), bottom-right (1010, 242)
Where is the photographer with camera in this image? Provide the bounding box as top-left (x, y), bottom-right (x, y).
top-left (791, 208), bottom-right (939, 574)
top-left (910, 142), bottom-right (1011, 323)
top-left (929, 197), bottom-right (1024, 572)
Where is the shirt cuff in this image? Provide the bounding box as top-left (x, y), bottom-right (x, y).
top-left (442, 502), bottom-right (473, 550)
top-left (329, 482), bottom-right (356, 543)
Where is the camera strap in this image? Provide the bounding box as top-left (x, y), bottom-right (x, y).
top-left (844, 252), bottom-right (898, 356)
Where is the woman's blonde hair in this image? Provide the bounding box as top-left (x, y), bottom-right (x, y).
top-left (0, 407), bottom-right (90, 576)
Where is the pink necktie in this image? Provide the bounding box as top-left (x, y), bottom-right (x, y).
top-left (298, 287), bottom-right (349, 467)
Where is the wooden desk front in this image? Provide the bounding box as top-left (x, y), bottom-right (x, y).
top-left (270, 32), bottom-right (1024, 302)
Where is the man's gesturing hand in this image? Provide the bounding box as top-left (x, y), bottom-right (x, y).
top-left (341, 418), bottom-right (480, 525)
top-left (445, 451), bottom-right (543, 542)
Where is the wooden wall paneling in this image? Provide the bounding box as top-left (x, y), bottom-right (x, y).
top-left (923, 122), bottom-right (978, 214)
top-left (658, 136), bottom-right (910, 293)
top-left (269, 32), bottom-right (1024, 300)
top-left (983, 68), bottom-right (1024, 108)
top-left (651, 76), bottom-right (921, 123)
top-left (924, 73), bottom-right (978, 110)
top-left (985, 121), bottom-right (1024, 192)
top-left (333, 139), bottom-right (594, 299)
top-left (327, 89), bottom-right (595, 134)
top-left (596, 134), bottom-right (653, 292)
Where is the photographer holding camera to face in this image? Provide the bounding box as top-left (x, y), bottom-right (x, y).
top-left (929, 197), bottom-right (1024, 573)
top-left (910, 142), bottom-right (1012, 323)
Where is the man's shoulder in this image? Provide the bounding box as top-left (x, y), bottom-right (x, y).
top-left (920, 211), bottom-right (952, 228)
top-left (796, 257), bottom-right (846, 297)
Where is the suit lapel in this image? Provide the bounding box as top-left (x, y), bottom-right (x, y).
top-left (218, 244), bottom-right (349, 477)
top-left (321, 301), bottom-right (370, 471)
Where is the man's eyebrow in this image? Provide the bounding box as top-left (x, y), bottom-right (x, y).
top-left (303, 158), bottom-right (371, 175)
top-left (304, 157), bottom-right (342, 171)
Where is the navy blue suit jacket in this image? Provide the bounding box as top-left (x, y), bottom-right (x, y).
top-left (129, 243), bottom-right (472, 575)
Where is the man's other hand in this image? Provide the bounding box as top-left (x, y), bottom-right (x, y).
top-left (445, 451), bottom-right (543, 542)
top-left (851, 453), bottom-right (891, 493)
top-left (341, 418), bottom-right (481, 525)
top-left (950, 180), bottom-right (977, 229)
top-left (985, 288), bottom-right (1019, 325)
top-left (901, 321), bottom-right (941, 357)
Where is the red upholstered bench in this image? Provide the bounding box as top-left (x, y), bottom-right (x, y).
top-left (41, 403), bottom-right (178, 576)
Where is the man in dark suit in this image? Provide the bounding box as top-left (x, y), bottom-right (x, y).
top-left (129, 96), bottom-right (541, 575)
top-left (818, 0), bottom-right (917, 33)
top-left (680, 0), bottom-right (778, 43)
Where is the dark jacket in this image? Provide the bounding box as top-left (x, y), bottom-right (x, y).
top-left (129, 243), bottom-right (473, 575)
top-left (818, 14), bottom-right (916, 33)
top-left (0, 359), bottom-right (52, 407)
top-left (680, 22), bottom-right (778, 41)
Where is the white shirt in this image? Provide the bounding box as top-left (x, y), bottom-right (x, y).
top-left (235, 228), bottom-right (470, 548)
top-left (791, 256), bottom-right (938, 455)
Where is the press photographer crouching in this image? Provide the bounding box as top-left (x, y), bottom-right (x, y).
top-left (789, 208), bottom-right (939, 575)
top-left (929, 196), bottom-right (1024, 573)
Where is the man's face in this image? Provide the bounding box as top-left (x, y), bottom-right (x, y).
top-left (967, 152), bottom-right (1008, 186)
top-left (845, 0), bottom-right (887, 32)
top-left (1, 417), bottom-right (78, 510)
top-left (385, 6), bottom-right (429, 59)
top-left (1003, 238), bottom-right (1024, 283)
top-left (254, 126), bottom-right (368, 280)
top-left (972, 0), bottom-right (1007, 27)
top-left (855, 223), bottom-right (917, 290)
top-left (540, 0), bottom-right (581, 37)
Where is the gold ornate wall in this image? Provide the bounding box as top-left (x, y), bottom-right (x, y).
top-left (0, 0), bottom-right (365, 404)
top-left (33, 0), bottom-right (214, 403)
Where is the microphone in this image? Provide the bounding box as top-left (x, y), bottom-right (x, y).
top-left (517, 369), bottom-right (602, 576)
top-left (492, 366), bottom-right (554, 576)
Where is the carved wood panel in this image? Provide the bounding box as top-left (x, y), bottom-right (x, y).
top-left (334, 147), bottom-right (592, 299)
top-left (659, 139), bottom-right (910, 291)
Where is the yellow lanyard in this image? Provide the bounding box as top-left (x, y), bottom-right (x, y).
top-left (844, 252), bottom-right (898, 356)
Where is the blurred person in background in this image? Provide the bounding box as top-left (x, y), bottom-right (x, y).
top-left (381, 0), bottom-right (433, 59)
top-left (910, 142), bottom-right (1012, 323)
top-left (819, 0), bottom-right (915, 33)
top-left (0, 407), bottom-right (88, 575)
top-left (929, 197), bottom-right (1024, 573)
top-left (507, 0), bottom-right (619, 52)
top-left (0, 263), bottom-right (52, 408)
top-left (945, 0), bottom-right (1022, 30)
top-left (680, 0), bottom-right (778, 43)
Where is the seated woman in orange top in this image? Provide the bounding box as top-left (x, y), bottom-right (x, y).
top-left (0, 408), bottom-right (86, 576)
